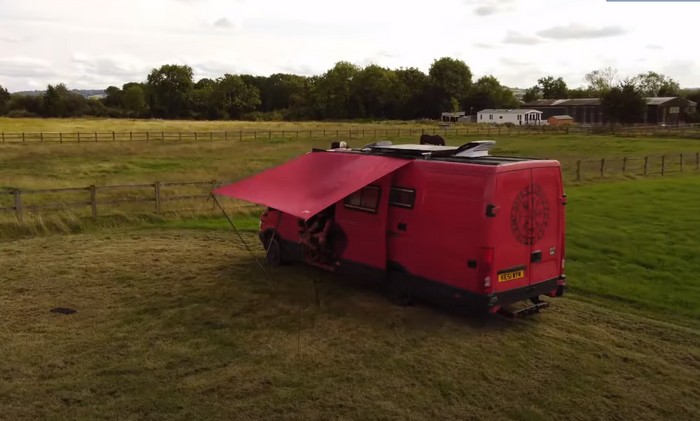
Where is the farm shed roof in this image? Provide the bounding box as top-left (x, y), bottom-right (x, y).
top-left (214, 152), bottom-right (409, 220)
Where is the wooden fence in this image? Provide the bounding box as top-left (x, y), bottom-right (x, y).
top-left (1, 152), bottom-right (698, 223)
top-left (571, 152), bottom-right (699, 181)
top-left (0, 180), bottom-right (251, 223)
top-left (0, 124), bottom-right (699, 143)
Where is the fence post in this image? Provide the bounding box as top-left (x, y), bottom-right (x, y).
top-left (112, 131), bottom-right (116, 141)
top-left (622, 157), bottom-right (627, 174)
top-left (296, 130), bottom-right (299, 139)
top-left (146, 132), bottom-right (150, 142)
top-left (600, 158), bottom-right (605, 177)
top-left (269, 131), bottom-right (272, 139)
top-left (179, 132), bottom-right (182, 141)
top-left (59, 132), bottom-right (63, 143)
top-left (130, 131), bottom-right (133, 141)
top-left (661, 155), bottom-right (665, 176)
top-left (241, 130), bottom-right (243, 141)
top-left (40, 132), bottom-right (44, 142)
top-left (696, 152), bottom-right (699, 170)
top-left (209, 132), bottom-right (213, 142)
top-left (323, 129), bottom-right (326, 137)
top-left (211, 179), bottom-right (217, 211)
top-left (77, 132), bottom-right (80, 143)
top-left (195, 132), bottom-right (198, 141)
top-left (89, 185), bottom-right (97, 220)
top-left (680, 153), bottom-right (683, 173)
top-left (576, 160), bottom-right (581, 181)
top-left (1, 132), bottom-right (4, 143)
top-left (94, 132), bottom-right (98, 142)
top-left (254, 131), bottom-right (257, 140)
top-left (13, 190), bottom-right (23, 223)
top-left (154, 181), bottom-right (161, 213)
top-left (644, 157), bottom-right (649, 175)
top-left (22, 132), bottom-right (25, 142)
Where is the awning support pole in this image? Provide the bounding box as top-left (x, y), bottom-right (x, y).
top-left (210, 194), bottom-right (273, 283)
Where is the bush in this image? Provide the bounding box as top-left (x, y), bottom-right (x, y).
top-left (6, 109), bottom-right (40, 118)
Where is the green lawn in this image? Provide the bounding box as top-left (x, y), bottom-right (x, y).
top-left (1, 175), bottom-right (699, 420)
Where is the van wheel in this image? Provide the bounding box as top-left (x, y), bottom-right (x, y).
top-left (387, 272), bottom-right (414, 307)
top-left (266, 237), bottom-right (282, 267)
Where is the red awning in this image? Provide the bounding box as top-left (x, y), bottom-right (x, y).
top-left (214, 151), bottom-right (409, 220)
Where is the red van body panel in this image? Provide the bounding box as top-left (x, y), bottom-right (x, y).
top-left (255, 147), bottom-right (567, 313)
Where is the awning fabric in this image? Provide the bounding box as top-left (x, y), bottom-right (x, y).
top-left (214, 151), bottom-right (409, 220)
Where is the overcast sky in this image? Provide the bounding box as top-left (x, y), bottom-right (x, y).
top-left (1, 0), bottom-right (699, 92)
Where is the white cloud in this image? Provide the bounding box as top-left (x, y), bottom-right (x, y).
top-left (537, 23), bottom-right (626, 40)
top-left (0, 57), bottom-right (57, 78)
top-left (213, 17), bottom-right (235, 28)
top-left (503, 31), bottom-right (543, 46)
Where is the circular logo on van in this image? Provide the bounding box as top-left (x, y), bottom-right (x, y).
top-left (510, 184), bottom-right (549, 246)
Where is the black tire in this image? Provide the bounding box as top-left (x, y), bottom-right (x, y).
top-left (266, 236), bottom-right (282, 267)
top-left (386, 271), bottom-right (414, 307)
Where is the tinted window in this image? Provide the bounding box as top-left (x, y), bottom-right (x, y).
top-left (344, 185), bottom-right (381, 213)
top-left (389, 187), bottom-right (415, 208)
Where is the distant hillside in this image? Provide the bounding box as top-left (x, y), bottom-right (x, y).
top-left (12, 89), bottom-right (106, 98)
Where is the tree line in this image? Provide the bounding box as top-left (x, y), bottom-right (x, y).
top-left (0, 59), bottom-right (698, 122)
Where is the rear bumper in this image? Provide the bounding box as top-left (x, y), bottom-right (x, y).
top-left (484, 275), bottom-right (566, 311)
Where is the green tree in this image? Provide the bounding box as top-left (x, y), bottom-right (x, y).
top-left (522, 86), bottom-right (541, 103)
top-left (601, 79), bottom-right (646, 125)
top-left (103, 86), bottom-right (123, 108)
top-left (311, 61), bottom-right (360, 119)
top-left (146, 64), bottom-right (195, 119)
top-left (122, 85), bottom-right (148, 117)
top-left (632, 71), bottom-right (680, 97)
top-left (394, 67), bottom-right (431, 119)
top-left (537, 76), bottom-right (568, 99)
top-left (212, 74), bottom-right (261, 119)
top-left (0, 84), bottom-right (11, 115)
top-left (351, 65), bottom-right (400, 119)
top-left (584, 67), bottom-right (618, 94)
top-left (428, 57), bottom-right (472, 115)
top-left (464, 75), bottom-right (519, 113)
top-left (567, 87), bottom-right (597, 99)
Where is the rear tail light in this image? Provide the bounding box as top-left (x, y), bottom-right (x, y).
top-left (479, 247), bottom-right (494, 293)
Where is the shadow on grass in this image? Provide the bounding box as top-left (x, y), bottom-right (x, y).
top-left (220, 255), bottom-right (538, 334)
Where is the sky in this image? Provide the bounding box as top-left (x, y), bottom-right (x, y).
top-left (1, 0), bottom-right (699, 92)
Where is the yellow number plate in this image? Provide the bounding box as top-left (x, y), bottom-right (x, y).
top-left (498, 270), bottom-right (525, 282)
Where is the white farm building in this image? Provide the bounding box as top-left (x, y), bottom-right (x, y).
top-left (477, 109), bottom-right (544, 125)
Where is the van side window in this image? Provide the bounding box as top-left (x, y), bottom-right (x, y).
top-left (344, 185), bottom-right (381, 213)
top-left (389, 187), bottom-right (416, 209)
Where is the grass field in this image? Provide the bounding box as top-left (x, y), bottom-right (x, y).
top-left (2, 125), bottom-right (699, 191)
top-left (0, 117), bottom-right (439, 134)
top-left (1, 173), bottom-right (699, 420)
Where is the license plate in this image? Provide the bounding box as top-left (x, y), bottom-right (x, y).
top-left (498, 269), bottom-right (525, 282)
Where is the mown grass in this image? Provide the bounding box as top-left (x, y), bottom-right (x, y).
top-left (1, 175), bottom-right (699, 420)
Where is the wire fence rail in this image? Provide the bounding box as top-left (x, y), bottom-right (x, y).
top-left (1, 124), bottom-right (700, 143)
top-left (1, 152), bottom-right (698, 223)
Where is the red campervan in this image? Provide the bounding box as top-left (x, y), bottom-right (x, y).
top-left (214, 141), bottom-right (567, 316)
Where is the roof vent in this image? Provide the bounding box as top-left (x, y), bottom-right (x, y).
top-left (453, 140), bottom-right (496, 157)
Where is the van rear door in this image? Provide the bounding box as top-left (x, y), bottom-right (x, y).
top-left (491, 169), bottom-right (532, 293)
top-left (528, 166), bottom-right (564, 284)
